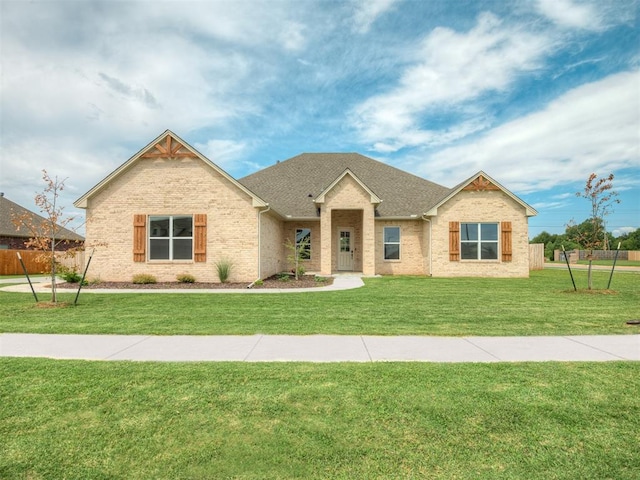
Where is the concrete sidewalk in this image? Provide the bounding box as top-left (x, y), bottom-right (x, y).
top-left (0, 275), bottom-right (365, 294)
top-left (1, 333), bottom-right (637, 363)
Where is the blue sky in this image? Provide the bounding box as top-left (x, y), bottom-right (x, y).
top-left (1, 0), bottom-right (638, 238)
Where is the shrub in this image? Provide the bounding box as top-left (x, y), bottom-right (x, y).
top-left (277, 273), bottom-right (290, 282)
top-left (253, 279), bottom-right (264, 286)
top-left (132, 273), bottom-right (157, 284)
top-left (215, 259), bottom-right (233, 283)
top-left (177, 273), bottom-right (196, 283)
top-left (61, 269), bottom-right (83, 284)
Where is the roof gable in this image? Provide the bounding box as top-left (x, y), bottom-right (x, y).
top-left (425, 171), bottom-right (537, 217)
top-left (314, 169), bottom-right (382, 205)
top-left (74, 130), bottom-right (268, 209)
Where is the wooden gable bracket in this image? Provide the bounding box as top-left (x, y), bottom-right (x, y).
top-left (462, 175), bottom-right (501, 192)
top-left (140, 134), bottom-right (198, 159)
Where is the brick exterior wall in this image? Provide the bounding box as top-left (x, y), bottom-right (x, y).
top-left (0, 236), bottom-right (32, 250)
top-left (85, 157), bottom-right (261, 282)
top-left (0, 236), bottom-right (81, 251)
top-left (430, 190), bottom-right (530, 277)
top-left (374, 220), bottom-right (428, 275)
top-left (260, 211), bottom-right (284, 279)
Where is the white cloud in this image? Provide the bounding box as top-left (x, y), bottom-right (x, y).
top-left (278, 22), bottom-right (308, 51)
top-left (552, 193), bottom-right (575, 200)
top-left (536, 0), bottom-right (599, 30)
top-left (194, 139), bottom-right (248, 172)
top-left (352, 0), bottom-right (399, 33)
top-left (351, 12), bottom-right (551, 151)
top-left (612, 226), bottom-right (636, 237)
top-left (531, 201), bottom-right (571, 210)
top-left (412, 70), bottom-right (640, 192)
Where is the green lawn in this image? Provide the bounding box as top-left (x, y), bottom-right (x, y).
top-left (1, 359), bottom-right (637, 479)
top-left (1, 270), bottom-right (638, 336)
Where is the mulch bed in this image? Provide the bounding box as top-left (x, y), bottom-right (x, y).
top-left (58, 275), bottom-right (333, 290)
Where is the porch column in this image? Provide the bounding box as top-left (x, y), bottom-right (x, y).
top-left (362, 206), bottom-right (376, 276)
top-left (320, 206), bottom-right (332, 275)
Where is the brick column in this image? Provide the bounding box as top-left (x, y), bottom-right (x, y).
top-left (362, 206), bottom-right (375, 275)
top-left (320, 206), bottom-right (332, 275)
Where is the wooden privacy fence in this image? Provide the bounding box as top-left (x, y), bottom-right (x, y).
top-left (0, 249), bottom-right (85, 276)
top-left (529, 243), bottom-right (544, 270)
top-left (555, 249), bottom-right (640, 263)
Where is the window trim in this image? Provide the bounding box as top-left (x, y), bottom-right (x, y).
top-left (295, 228), bottom-right (312, 260)
top-left (383, 226), bottom-right (401, 261)
top-left (460, 222), bottom-right (499, 261)
top-left (148, 215), bottom-right (194, 261)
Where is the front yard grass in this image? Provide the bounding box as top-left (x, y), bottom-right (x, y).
top-left (0, 269), bottom-right (638, 336)
top-left (1, 359), bottom-right (637, 479)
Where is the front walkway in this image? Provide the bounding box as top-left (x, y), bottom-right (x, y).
top-left (0, 275), bottom-right (365, 294)
top-left (1, 333), bottom-right (637, 363)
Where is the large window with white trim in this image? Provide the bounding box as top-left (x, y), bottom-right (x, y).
top-left (383, 226), bottom-right (401, 260)
top-left (461, 223), bottom-right (498, 260)
top-left (149, 215), bottom-right (193, 260)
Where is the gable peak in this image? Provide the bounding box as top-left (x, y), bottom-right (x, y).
top-left (462, 173), bottom-right (500, 192)
top-left (140, 132), bottom-right (198, 159)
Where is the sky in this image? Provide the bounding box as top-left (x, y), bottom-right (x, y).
top-left (1, 0), bottom-right (638, 239)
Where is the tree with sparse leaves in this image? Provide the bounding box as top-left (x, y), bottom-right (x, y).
top-left (11, 170), bottom-right (82, 302)
top-left (568, 173), bottom-right (620, 290)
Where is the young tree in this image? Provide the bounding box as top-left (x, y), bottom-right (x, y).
top-left (11, 170), bottom-right (82, 302)
top-left (284, 235), bottom-right (310, 281)
top-left (569, 173), bottom-right (620, 289)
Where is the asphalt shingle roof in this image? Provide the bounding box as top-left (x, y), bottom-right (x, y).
top-left (239, 153), bottom-right (452, 218)
top-left (0, 195), bottom-right (84, 241)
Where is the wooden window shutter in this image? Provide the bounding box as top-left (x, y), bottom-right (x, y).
top-left (194, 214), bottom-right (207, 262)
top-left (449, 221), bottom-right (460, 261)
top-left (133, 214), bottom-right (146, 262)
top-left (501, 221), bottom-right (512, 262)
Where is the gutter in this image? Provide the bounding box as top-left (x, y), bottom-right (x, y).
top-left (374, 215), bottom-right (421, 221)
top-left (421, 215), bottom-right (432, 276)
top-left (248, 204), bottom-right (271, 288)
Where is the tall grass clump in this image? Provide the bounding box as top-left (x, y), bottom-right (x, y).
top-left (215, 259), bottom-right (233, 283)
top-left (132, 273), bottom-right (157, 284)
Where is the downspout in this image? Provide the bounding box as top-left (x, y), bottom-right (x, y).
top-left (248, 204), bottom-right (270, 288)
top-left (421, 215), bottom-right (432, 276)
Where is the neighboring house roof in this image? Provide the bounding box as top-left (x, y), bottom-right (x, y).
top-left (0, 194), bottom-right (84, 241)
top-left (425, 171), bottom-right (538, 217)
top-left (74, 130), bottom-right (268, 209)
top-left (239, 153), bottom-right (452, 218)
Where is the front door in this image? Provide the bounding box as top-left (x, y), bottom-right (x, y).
top-left (337, 228), bottom-right (354, 271)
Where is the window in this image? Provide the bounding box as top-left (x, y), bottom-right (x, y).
top-left (461, 223), bottom-right (498, 260)
top-left (296, 228), bottom-right (311, 260)
top-left (149, 215), bottom-right (193, 260)
top-left (383, 226), bottom-right (400, 260)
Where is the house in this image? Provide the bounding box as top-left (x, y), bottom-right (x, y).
top-left (74, 130), bottom-right (537, 282)
top-left (0, 193), bottom-right (84, 250)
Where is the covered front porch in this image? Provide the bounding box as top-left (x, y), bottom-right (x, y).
top-left (320, 208), bottom-right (376, 276)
